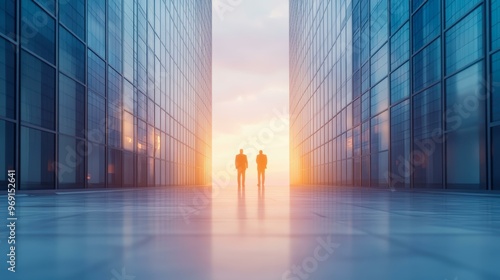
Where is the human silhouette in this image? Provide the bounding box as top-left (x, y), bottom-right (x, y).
top-left (235, 149), bottom-right (248, 187)
top-left (256, 150), bottom-right (267, 187)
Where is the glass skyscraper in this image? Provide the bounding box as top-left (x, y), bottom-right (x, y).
top-left (290, 0), bottom-right (499, 190)
top-left (0, 0), bottom-right (212, 190)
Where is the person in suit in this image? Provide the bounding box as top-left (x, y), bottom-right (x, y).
top-left (235, 149), bottom-right (248, 188)
top-left (256, 150), bottom-right (267, 187)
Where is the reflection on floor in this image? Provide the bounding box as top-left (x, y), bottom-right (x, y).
top-left (1, 186), bottom-right (500, 280)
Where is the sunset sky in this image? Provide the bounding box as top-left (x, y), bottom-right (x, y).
top-left (212, 0), bottom-right (290, 187)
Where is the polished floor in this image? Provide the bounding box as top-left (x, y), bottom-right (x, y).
top-left (1, 185), bottom-right (500, 280)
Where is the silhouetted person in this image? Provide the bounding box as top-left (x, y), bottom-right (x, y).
top-left (256, 150), bottom-right (267, 187)
top-left (235, 149), bottom-right (248, 187)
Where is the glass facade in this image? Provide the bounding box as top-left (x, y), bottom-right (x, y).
top-left (290, 0), bottom-right (497, 190)
top-left (0, 0), bottom-right (212, 190)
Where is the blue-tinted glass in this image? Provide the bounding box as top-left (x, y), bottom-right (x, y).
top-left (21, 0), bottom-right (55, 64)
top-left (413, 0), bottom-right (440, 52)
top-left (371, 150), bottom-right (388, 186)
top-left (20, 126), bottom-right (55, 189)
top-left (108, 0), bottom-right (122, 72)
top-left (123, 0), bottom-right (134, 82)
top-left (446, 0), bottom-right (480, 27)
top-left (87, 91), bottom-right (106, 144)
top-left (87, 143), bottom-right (105, 187)
top-left (108, 67), bottom-right (122, 148)
top-left (361, 93), bottom-right (370, 122)
top-left (123, 151), bottom-right (135, 187)
top-left (59, 26), bottom-right (85, 83)
top-left (391, 0), bottom-right (409, 33)
top-left (391, 62), bottom-right (410, 104)
top-left (35, 0), bottom-right (55, 15)
top-left (371, 110), bottom-right (389, 152)
top-left (59, 74), bottom-right (85, 138)
top-left (370, 78), bottom-right (389, 116)
top-left (0, 120), bottom-right (15, 190)
top-left (137, 119), bottom-right (148, 155)
top-left (88, 50), bottom-right (106, 96)
top-left (413, 39), bottom-right (441, 92)
top-left (107, 148), bottom-right (123, 188)
top-left (493, 126), bottom-right (500, 190)
top-left (390, 100), bottom-right (411, 187)
top-left (445, 6), bottom-right (483, 74)
top-left (446, 62), bottom-right (485, 188)
top-left (361, 0), bottom-right (369, 26)
top-left (353, 70), bottom-right (361, 99)
top-left (59, 0), bottom-right (85, 40)
top-left (0, 38), bottom-right (16, 119)
top-left (413, 83), bottom-right (443, 188)
top-left (413, 0), bottom-right (425, 11)
top-left (370, 0), bottom-right (388, 54)
top-left (362, 121), bottom-right (370, 155)
top-left (390, 22), bottom-right (409, 70)
top-left (0, 0), bottom-right (15, 39)
top-left (20, 51), bottom-right (55, 130)
top-left (123, 79), bottom-right (134, 113)
top-left (353, 3), bottom-right (360, 32)
top-left (361, 62), bottom-right (370, 93)
top-left (493, 52), bottom-right (500, 122)
top-left (361, 24), bottom-right (370, 64)
top-left (371, 44), bottom-right (388, 85)
top-left (493, 0), bottom-right (500, 50)
top-left (58, 135), bottom-right (85, 189)
top-left (87, 0), bottom-right (106, 58)
top-left (137, 91), bottom-right (148, 121)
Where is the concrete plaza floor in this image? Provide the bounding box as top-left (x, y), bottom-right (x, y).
top-left (1, 185), bottom-right (499, 280)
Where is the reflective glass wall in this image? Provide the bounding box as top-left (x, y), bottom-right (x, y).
top-left (290, 0), bottom-right (498, 190)
top-left (0, 0), bottom-right (212, 190)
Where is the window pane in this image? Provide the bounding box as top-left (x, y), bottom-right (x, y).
top-left (58, 135), bottom-right (85, 189)
top-left (123, 111), bottom-right (134, 151)
top-left (390, 100), bottom-right (410, 187)
top-left (88, 50), bottom-right (106, 96)
top-left (0, 0), bottom-right (15, 39)
top-left (370, 0), bottom-right (388, 54)
top-left (370, 78), bottom-right (389, 116)
top-left (20, 51), bottom-right (56, 130)
top-left (445, 62), bottom-right (486, 188)
top-left (88, 91), bottom-right (106, 144)
top-left (371, 151), bottom-right (388, 187)
top-left (123, 151), bottom-right (135, 187)
top-left (413, 0), bottom-right (440, 52)
top-left (493, 0), bottom-right (500, 50)
top-left (21, 0), bottom-right (55, 64)
top-left (413, 84), bottom-right (443, 188)
top-left (371, 43), bottom-right (388, 85)
top-left (413, 39), bottom-right (441, 92)
top-left (108, 0), bottom-right (122, 72)
top-left (493, 52), bottom-right (500, 122)
top-left (59, 26), bottom-right (85, 83)
top-left (59, 74), bottom-right (85, 137)
top-left (59, 0), bottom-right (85, 39)
top-left (446, 0), bottom-right (481, 27)
top-left (493, 126), bottom-right (500, 190)
top-left (390, 0), bottom-right (409, 33)
top-left (108, 67), bottom-right (122, 148)
top-left (107, 148), bottom-right (123, 188)
top-left (445, 6), bottom-right (483, 74)
top-left (21, 126), bottom-right (55, 189)
top-left (0, 38), bottom-right (15, 119)
top-left (390, 22), bottom-right (409, 70)
top-left (36, 0), bottom-right (56, 15)
top-left (87, 0), bottom-right (106, 58)
top-left (0, 120), bottom-right (15, 191)
top-left (371, 111), bottom-right (389, 152)
top-left (391, 62), bottom-right (410, 104)
top-left (87, 143), bottom-right (105, 188)
top-left (123, 0), bottom-right (134, 82)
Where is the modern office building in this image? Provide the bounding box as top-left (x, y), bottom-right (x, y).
top-left (0, 0), bottom-right (212, 190)
top-left (290, 0), bottom-right (500, 190)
